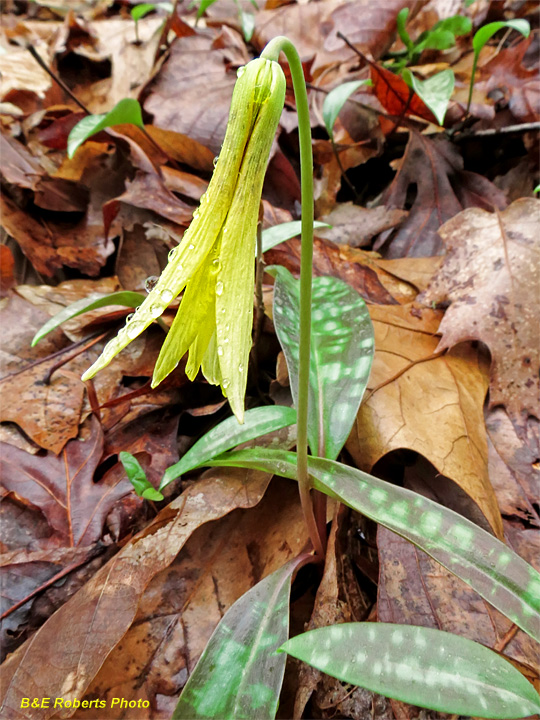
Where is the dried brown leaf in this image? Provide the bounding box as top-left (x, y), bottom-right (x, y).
top-left (420, 198), bottom-right (540, 434)
top-left (347, 303), bottom-right (503, 536)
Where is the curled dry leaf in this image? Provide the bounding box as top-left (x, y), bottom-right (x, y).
top-left (0, 465), bottom-right (276, 720)
top-left (482, 37), bottom-right (540, 123)
top-left (420, 198), bottom-right (540, 436)
top-left (347, 303), bottom-right (503, 537)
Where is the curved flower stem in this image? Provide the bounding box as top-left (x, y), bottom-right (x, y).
top-left (261, 37), bottom-right (325, 558)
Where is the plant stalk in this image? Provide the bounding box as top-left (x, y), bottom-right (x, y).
top-left (261, 37), bottom-right (324, 558)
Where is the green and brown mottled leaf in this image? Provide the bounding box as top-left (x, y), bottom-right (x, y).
top-left (281, 623), bottom-right (540, 718)
top-left (173, 559), bottom-right (300, 720)
top-left (270, 266), bottom-right (374, 459)
top-left (205, 449), bottom-right (540, 643)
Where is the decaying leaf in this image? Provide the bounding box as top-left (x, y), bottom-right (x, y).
top-left (420, 198), bottom-right (540, 435)
top-left (378, 131), bottom-right (507, 258)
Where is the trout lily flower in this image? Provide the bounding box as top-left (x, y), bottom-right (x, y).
top-left (82, 58), bottom-right (286, 422)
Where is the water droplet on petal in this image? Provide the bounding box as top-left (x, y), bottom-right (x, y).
top-left (213, 156), bottom-right (218, 167)
top-left (161, 289), bottom-right (173, 303)
top-left (217, 345), bottom-right (223, 356)
top-left (237, 66), bottom-right (246, 78)
top-left (126, 313), bottom-right (134, 323)
top-left (216, 281), bottom-right (224, 296)
top-left (212, 258), bottom-right (220, 267)
top-left (150, 305), bottom-right (162, 318)
top-left (127, 323), bottom-right (143, 339)
top-left (188, 244), bottom-right (195, 250)
top-left (238, 364), bottom-right (244, 373)
top-left (168, 248), bottom-right (177, 261)
top-left (224, 338), bottom-right (229, 344)
top-left (222, 378), bottom-right (230, 389)
top-left (144, 276), bottom-right (159, 293)
top-left (192, 209), bottom-right (200, 220)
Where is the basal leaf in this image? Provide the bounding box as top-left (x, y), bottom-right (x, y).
top-left (281, 623), bottom-right (540, 719)
top-left (196, 0), bottom-right (219, 18)
top-left (436, 15), bottom-right (471, 37)
top-left (322, 80), bottom-right (371, 139)
top-left (205, 448), bottom-right (540, 642)
top-left (240, 10), bottom-right (255, 42)
top-left (260, 221), bottom-right (330, 254)
top-left (119, 451), bottom-right (163, 501)
top-left (160, 405), bottom-right (297, 489)
top-left (402, 69), bottom-right (455, 125)
top-left (270, 266), bottom-right (374, 460)
top-left (31, 291), bottom-right (146, 346)
top-left (173, 560), bottom-right (298, 720)
top-left (67, 99), bottom-right (144, 158)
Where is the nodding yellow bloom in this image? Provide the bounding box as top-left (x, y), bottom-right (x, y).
top-left (82, 58), bottom-right (286, 423)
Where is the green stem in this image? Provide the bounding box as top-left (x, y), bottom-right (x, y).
top-left (261, 37), bottom-right (324, 558)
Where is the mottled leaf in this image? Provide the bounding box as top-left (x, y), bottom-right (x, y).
top-left (270, 266), bottom-right (374, 459)
top-left (205, 449), bottom-right (540, 642)
top-left (68, 99), bottom-right (144, 158)
top-left (31, 291), bottom-right (145, 346)
top-left (161, 405), bottom-right (297, 488)
top-left (281, 623), bottom-right (540, 718)
top-left (261, 221), bottom-right (330, 254)
top-left (173, 559), bottom-right (299, 720)
top-left (119, 452), bottom-right (163, 501)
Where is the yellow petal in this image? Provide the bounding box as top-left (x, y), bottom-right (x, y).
top-left (152, 241), bottom-right (220, 387)
top-left (216, 60), bottom-right (286, 423)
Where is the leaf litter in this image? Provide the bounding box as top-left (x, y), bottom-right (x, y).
top-left (0, 0), bottom-right (539, 717)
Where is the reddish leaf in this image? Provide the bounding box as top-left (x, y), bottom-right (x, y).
top-left (0, 417), bottom-right (132, 547)
top-left (370, 62), bottom-right (437, 123)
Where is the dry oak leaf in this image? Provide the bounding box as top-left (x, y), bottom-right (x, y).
top-left (420, 198), bottom-right (540, 435)
top-left (0, 465), bottom-right (276, 720)
top-left (378, 131), bottom-right (507, 258)
top-left (0, 417), bottom-right (133, 548)
top-left (347, 303), bottom-right (503, 537)
top-left (482, 37), bottom-right (540, 123)
top-left (74, 478), bottom-right (308, 717)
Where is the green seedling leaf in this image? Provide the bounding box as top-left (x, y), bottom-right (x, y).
top-left (67, 98), bottom-right (144, 158)
top-left (270, 266), bottom-right (374, 460)
top-left (281, 623), bottom-right (540, 718)
top-left (467, 20), bottom-right (530, 113)
top-left (472, 19), bottom-right (530, 56)
top-left (132, 0), bottom-right (173, 18)
top-left (534, 184), bottom-right (540, 194)
top-left (260, 221), bottom-right (330, 254)
top-left (131, 2), bottom-right (156, 21)
top-left (240, 10), bottom-right (255, 42)
top-left (160, 405), bottom-right (297, 489)
top-left (119, 451), bottom-right (164, 501)
top-left (205, 449), bottom-right (540, 642)
top-left (396, 7), bottom-right (414, 54)
top-left (31, 291), bottom-right (146, 346)
top-left (421, 28), bottom-right (456, 51)
top-left (322, 80), bottom-right (372, 140)
top-left (402, 68), bottom-right (454, 125)
top-left (436, 15), bottom-right (471, 37)
top-left (196, 0), bottom-right (218, 18)
top-left (173, 559), bottom-right (298, 720)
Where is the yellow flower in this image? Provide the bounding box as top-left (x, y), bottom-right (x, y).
top-left (82, 58), bottom-right (286, 423)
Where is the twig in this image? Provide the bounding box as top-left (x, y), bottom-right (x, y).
top-left (454, 121), bottom-right (540, 140)
top-left (27, 45), bottom-right (90, 114)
